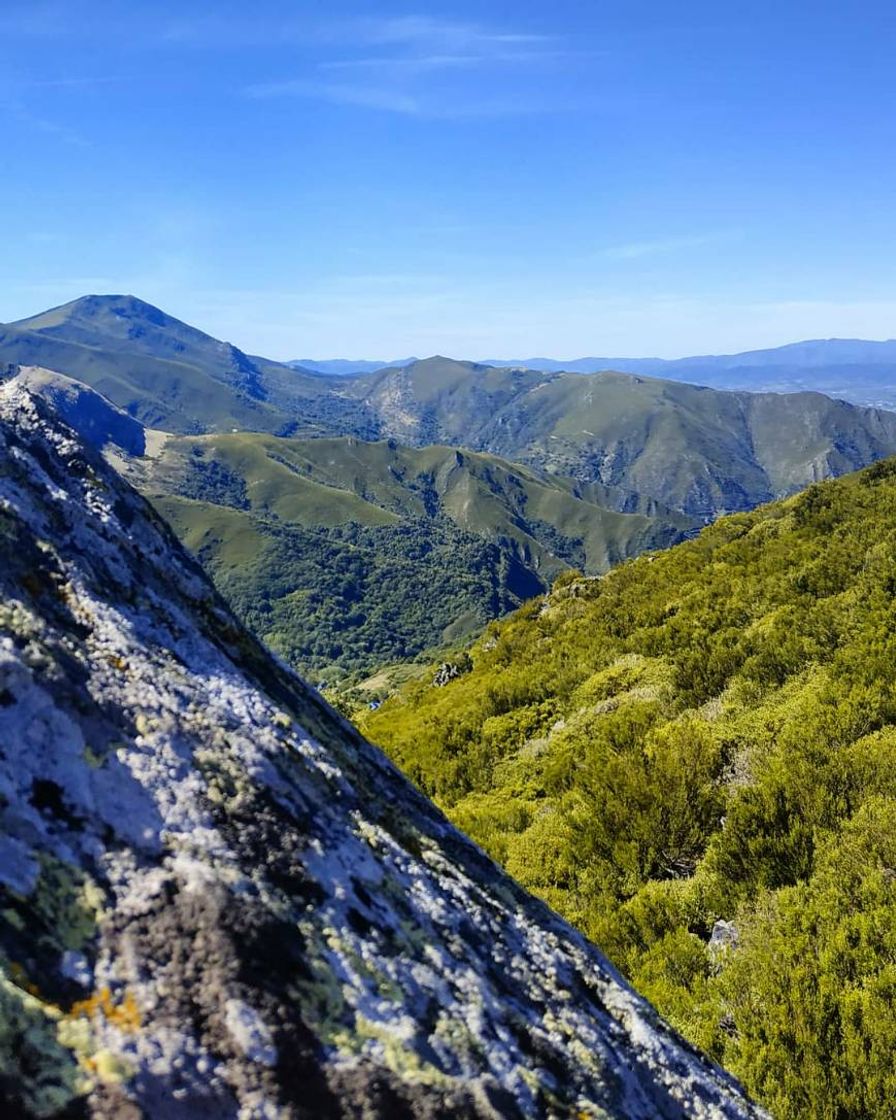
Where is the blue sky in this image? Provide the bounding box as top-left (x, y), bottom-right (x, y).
top-left (2, 0), bottom-right (895, 359)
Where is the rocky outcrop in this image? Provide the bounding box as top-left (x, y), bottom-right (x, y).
top-left (0, 381), bottom-right (766, 1118)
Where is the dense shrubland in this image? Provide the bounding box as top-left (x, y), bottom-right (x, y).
top-left (360, 457), bottom-right (896, 1118)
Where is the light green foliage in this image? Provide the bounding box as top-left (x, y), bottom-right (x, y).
top-left (361, 456), bottom-right (896, 1116)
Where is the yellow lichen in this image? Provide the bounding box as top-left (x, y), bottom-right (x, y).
top-left (69, 987), bottom-right (142, 1033)
top-left (1, 907), bottom-right (25, 931)
top-left (82, 746), bottom-right (105, 769)
top-left (86, 1048), bottom-right (134, 1084)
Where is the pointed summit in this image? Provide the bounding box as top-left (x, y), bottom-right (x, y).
top-left (0, 294), bottom-right (334, 435)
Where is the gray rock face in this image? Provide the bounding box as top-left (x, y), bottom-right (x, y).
top-left (708, 921), bottom-right (740, 958)
top-left (0, 382), bottom-right (767, 1118)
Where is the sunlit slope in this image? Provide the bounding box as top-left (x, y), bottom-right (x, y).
top-left (350, 360), bottom-right (896, 518)
top-left (361, 455), bottom-right (896, 1118)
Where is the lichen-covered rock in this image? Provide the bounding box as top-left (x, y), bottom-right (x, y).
top-left (0, 380), bottom-right (767, 1118)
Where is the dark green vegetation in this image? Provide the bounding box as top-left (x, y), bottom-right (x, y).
top-left (146, 431), bottom-right (684, 683)
top-left (361, 456), bottom-right (896, 1118)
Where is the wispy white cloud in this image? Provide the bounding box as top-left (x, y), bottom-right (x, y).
top-left (248, 79), bottom-right (423, 115)
top-left (246, 76), bottom-right (562, 118)
top-left (19, 75), bottom-right (124, 89)
top-left (319, 54), bottom-right (495, 74)
top-left (3, 102), bottom-right (89, 147)
top-left (600, 232), bottom-right (741, 261)
top-left (339, 15), bottom-right (551, 51)
top-left (157, 13), bottom-right (550, 54)
top-left (245, 14), bottom-right (574, 116)
top-left (319, 46), bottom-right (584, 74)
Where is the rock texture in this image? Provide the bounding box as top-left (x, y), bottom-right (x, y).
top-left (0, 381), bottom-right (766, 1118)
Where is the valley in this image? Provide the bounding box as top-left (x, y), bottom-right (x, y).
top-left (6, 295), bottom-right (896, 689)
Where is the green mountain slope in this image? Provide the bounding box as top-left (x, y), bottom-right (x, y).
top-left (1, 295), bottom-right (367, 435)
top-left (346, 356), bottom-right (548, 445)
top-left (350, 360), bottom-right (896, 518)
top-left (9, 297), bottom-right (896, 524)
top-left (150, 432), bottom-right (686, 569)
top-left (2, 366), bottom-right (689, 684)
top-left (141, 430), bottom-right (688, 682)
top-left (360, 457), bottom-right (896, 1118)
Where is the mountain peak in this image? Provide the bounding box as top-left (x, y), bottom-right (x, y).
top-left (13, 292), bottom-right (209, 339)
top-left (0, 382), bottom-right (763, 1118)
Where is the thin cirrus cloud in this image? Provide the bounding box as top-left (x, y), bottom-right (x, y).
top-left (245, 77), bottom-right (564, 119)
top-left (249, 79), bottom-right (424, 116)
top-left (600, 232), bottom-right (742, 261)
top-left (246, 17), bottom-right (574, 117)
top-left (336, 15), bottom-right (551, 50)
top-left (159, 13), bottom-right (553, 54)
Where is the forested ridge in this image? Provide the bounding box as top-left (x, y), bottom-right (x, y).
top-left (361, 455), bottom-right (896, 1119)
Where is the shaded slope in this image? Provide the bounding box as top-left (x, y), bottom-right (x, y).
top-left (362, 455), bottom-right (896, 1118)
top-left (0, 381), bottom-right (763, 1118)
top-left (2, 295), bottom-right (370, 436)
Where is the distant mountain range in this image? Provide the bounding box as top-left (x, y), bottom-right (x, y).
top-left (5, 296), bottom-right (896, 524)
top-left (486, 338), bottom-right (896, 374)
top-left (342, 356), bottom-right (896, 519)
top-left (7, 293), bottom-right (896, 681)
top-left (289, 357), bottom-right (417, 375)
top-left (294, 338), bottom-right (896, 409)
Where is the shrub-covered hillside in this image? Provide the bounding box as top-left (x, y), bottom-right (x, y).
top-left (360, 455), bottom-right (896, 1119)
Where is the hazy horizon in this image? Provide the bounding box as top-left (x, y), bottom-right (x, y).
top-left (10, 290), bottom-right (896, 366)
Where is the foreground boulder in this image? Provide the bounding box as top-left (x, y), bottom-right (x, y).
top-left (0, 380), bottom-right (764, 1118)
